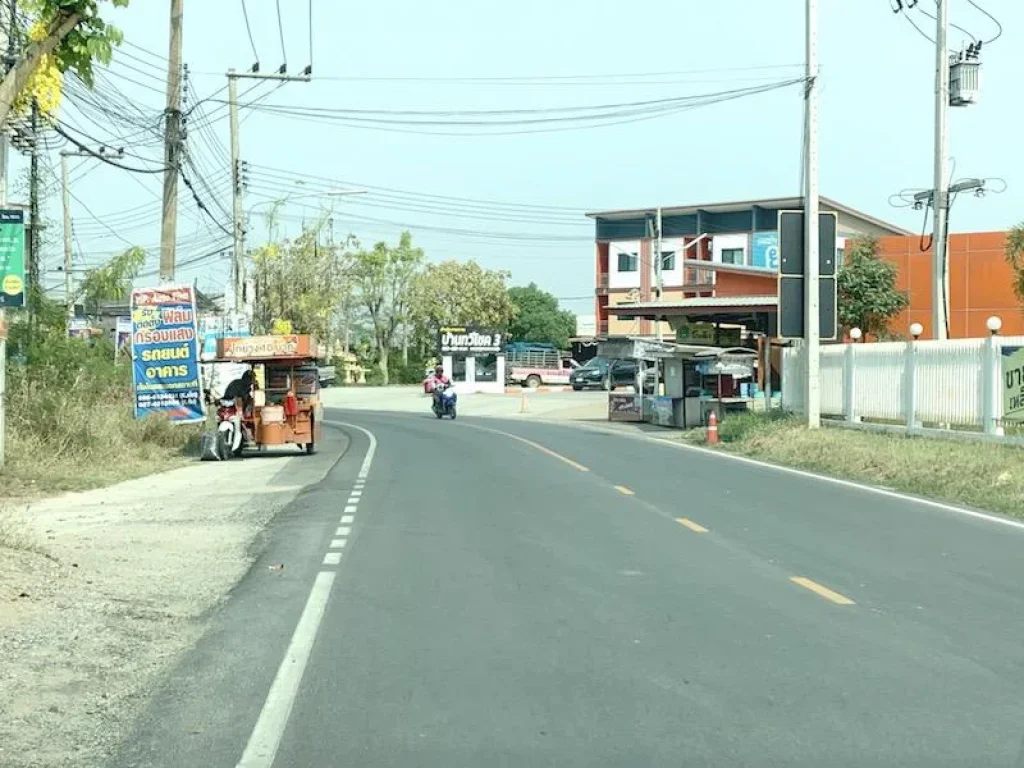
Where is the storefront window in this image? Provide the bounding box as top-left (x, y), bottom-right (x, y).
top-left (452, 356), bottom-right (467, 382)
top-left (475, 354), bottom-right (497, 382)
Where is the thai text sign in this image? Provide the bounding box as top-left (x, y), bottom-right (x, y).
top-left (0, 209), bottom-right (26, 308)
top-left (130, 285), bottom-right (204, 423)
top-left (438, 326), bottom-right (503, 355)
top-left (217, 334), bottom-right (314, 360)
top-left (1002, 346), bottom-right (1024, 422)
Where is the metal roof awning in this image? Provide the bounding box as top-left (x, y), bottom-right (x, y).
top-left (607, 295), bottom-right (777, 319)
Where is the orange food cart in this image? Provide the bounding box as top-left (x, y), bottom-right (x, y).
top-left (214, 334), bottom-right (324, 454)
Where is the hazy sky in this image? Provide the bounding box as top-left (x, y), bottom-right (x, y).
top-left (27, 0), bottom-right (1022, 314)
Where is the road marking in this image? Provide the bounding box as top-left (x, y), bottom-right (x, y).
top-left (614, 485), bottom-right (635, 496)
top-left (790, 576), bottom-right (855, 605)
top-left (553, 421), bottom-right (1024, 535)
top-left (329, 538), bottom-right (347, 549)
top-left (238, 421), bottom-right (377, 768)
top-left (459, 422), bottom-right (589, 472)
top-left (675, 517), bottom-right (708, 533)
top-left (344, 505), bottom-right (357, 514)
top-left (340, 515), bottom-right (354, 524)
top-left (335, 526), bottom-right (351, 536)
top-left (236, 571), bottom-right (336, 767)
top-left (351, 490), bottom-right (362, 498)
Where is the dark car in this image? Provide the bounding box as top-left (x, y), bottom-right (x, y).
top-left (570, 357), bottom-right (655, 392)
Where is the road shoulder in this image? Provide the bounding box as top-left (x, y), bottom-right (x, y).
top-left (0, 428), bottom-right (349, 768)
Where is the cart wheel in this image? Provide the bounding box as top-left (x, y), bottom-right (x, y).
top-left (232, 442), bottom-right (244, 458)
top-left (306, 417), bottom-right (317, 454)
top-left (305, 441), bottom-right (316, 455)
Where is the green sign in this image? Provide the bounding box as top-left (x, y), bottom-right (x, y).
top-left (0, 209), bottom-right (26, 308)
top-left (1002, 346), bottom-right (1024, 422)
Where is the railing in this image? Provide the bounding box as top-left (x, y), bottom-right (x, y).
top-left (782, 335), bottom-right (1024, 440)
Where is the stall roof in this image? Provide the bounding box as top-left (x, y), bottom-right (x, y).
top-left (607, 295), bottom-right (777, 316)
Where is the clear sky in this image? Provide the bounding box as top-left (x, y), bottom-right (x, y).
top-left (28, 0), bottom-right (1022, 315)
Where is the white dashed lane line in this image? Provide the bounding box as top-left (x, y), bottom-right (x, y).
top-left (237, 421), bottom-right (377, 768)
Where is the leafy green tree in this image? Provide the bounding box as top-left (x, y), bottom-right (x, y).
top-left (408, 259), bottom-right (516, 331)
top-left (251, 218), bottom-right (350, 342)
top-left (350, 231), bottom-right (424, 385)
top-left (837, 236), bottom-right (909, 337)
top-left (0, 0), bottom-right (127, 127)
top-left (507, 283), bottom-right (576, 348)
top-left (77, 245), bottom-right (144, 315)
top-left (1004, 223), bottom-right (1024, 302)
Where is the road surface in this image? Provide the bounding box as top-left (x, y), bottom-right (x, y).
top-left (113, 407), bottom-right (1024, 767)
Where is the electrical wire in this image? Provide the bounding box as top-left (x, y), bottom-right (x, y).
top-left (966, 0), bottom-right (1002, 43)
top-left (239, 0), bottom-right (259, 66)
top-left (275, 0), bottom-right (287, 69)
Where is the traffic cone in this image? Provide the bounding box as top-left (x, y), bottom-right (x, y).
top-left (706, 410), bottom-right (719, 445)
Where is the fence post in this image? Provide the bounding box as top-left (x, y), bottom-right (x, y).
top-left (982, 334), bottom-right (1002, 436)
top-left (843, 343), bottom-right (858, 422)
top-left (902, 339), bottom-right (918, 431)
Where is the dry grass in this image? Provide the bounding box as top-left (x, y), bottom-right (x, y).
top-left (0, 356), bottom-right (202, 499)
top-left (685, 412), bottom-right (1024, 518)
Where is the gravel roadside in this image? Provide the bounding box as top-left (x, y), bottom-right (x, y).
top-left (0, 428), bottom-right (348, 768)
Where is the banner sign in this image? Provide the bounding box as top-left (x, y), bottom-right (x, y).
top-left (438, 325), bottom-right (503, 355)
top-left (608, 393), bottom-right (642, 422)
top-left (217, 334), bottom-right (314, 360)
top-left (199, 312), bottom-right (250, 359)
top-left (751, 231), bottom-right (780, 271)
top-left (1002, 346), bottom-right (1024, 422)
top-left (130, 285), bottom-right (205, 423)
top-left (0, 209), bottom-right (26, 308)
top-left (115, 316), bottom-right (132, 360)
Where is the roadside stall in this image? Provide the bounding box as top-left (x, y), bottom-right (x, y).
top-left (597, 337), bottom-right (676, 423)
top-left (213, 334), bottom-right (324, 455)
top-left (691, 347), bottom-right (759, 425)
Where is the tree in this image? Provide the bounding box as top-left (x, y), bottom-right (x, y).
top-left (0, 1), bottom-right (127, 127)
top-left (251, 218), bottom-right (350, 342)
top-left (1004, 223), bottom-right (1024, 302)
top-left (408, 259), bottom-right (516, 332)
top-left (77, 245), bottom-right (144, 315)
top-left (507, 283), bottom-right (576, 348)
top-left (837, 236), bottom-right (909, 337)
top-left (350, 231), bottom-right (423, 385)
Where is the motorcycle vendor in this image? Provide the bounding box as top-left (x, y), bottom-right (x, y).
top-left (223, 369), bottom-right (256, 441)
top-left (431, 364), bottom-right (450, 402)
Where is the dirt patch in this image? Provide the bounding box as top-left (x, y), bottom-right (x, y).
top-left (0, 433), bottom-right (345, 768)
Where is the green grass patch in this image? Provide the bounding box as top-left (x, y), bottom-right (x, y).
top-left (684, 412), bottom-right (1024, 518)
top-left (1, 340), bottom-right (201, 500)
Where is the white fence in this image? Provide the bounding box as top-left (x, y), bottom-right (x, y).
top-left (782, 335), bottom-right (1024, 438)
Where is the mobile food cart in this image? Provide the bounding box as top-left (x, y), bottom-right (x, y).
top-left (214, 334), bottom-right (324, 455)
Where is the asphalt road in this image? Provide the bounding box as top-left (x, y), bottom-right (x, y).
top-left (113, 408), bottom-right (1024, 768)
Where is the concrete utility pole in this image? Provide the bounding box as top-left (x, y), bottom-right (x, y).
top-left (60, 152), bottom-right (72, 319)
top-left (803, 0), bottom-right (821, 428)
top-left (0, 0), bottom-right (11, 471)
top-left (654, 206), bottom-right (663, 341)
top-left (227, 69), bottom-right (311, 314)
top-left (931, 0), bottom-right (950, 340)
top-left (159, 0), bottom-right (183, 283)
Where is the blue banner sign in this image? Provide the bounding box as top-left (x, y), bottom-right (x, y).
top-left (130, 285), bottom-right (205, 423)
top-left (751, 232), bottom-right (780, 271)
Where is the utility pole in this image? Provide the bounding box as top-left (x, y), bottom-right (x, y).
top-left (159, 0), bottom-right (183, 283)
top-left (60, 151), bottom-right (72, 320)
top-left (27, 98), bottom-right (38, 326)
top-left (227, 69), bottom-right (312, 314)
top-left (228, 71), bottom-right (243, 313)
top-left (931, 0), bottom-right (950, 340)
top-left (0, 0), bottom-right (12, 471)
top-left (804, 0), bottom-right (821, 428)
top-left (654, 207), bottom-right (663, 341)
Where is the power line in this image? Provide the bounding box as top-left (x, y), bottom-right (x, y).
top-left (965, 0), bottom-right (1002, 43)
top-left (239, 0), bottom-right (259, 67)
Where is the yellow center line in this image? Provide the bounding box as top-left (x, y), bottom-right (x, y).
top-left (675, 517), bottom-right (708, 533)
top-left (614, 485), bottom-right (635, 496)
top-left (790, 576), bottom-right (856, 605)
top-left (458, 423), bottom-right (589, 472)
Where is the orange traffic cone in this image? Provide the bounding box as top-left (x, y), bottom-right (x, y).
top-left (706, 410), bottom-right (720, 445)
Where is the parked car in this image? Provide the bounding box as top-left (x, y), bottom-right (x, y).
top-left (569, 356), bottom-right (657, 392)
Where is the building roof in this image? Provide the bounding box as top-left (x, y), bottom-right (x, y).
top-left (586, 195), bottom-right (912, 236)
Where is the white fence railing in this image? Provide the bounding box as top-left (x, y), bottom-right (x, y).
top-left (782, 335), bottom-right (1024, 437)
